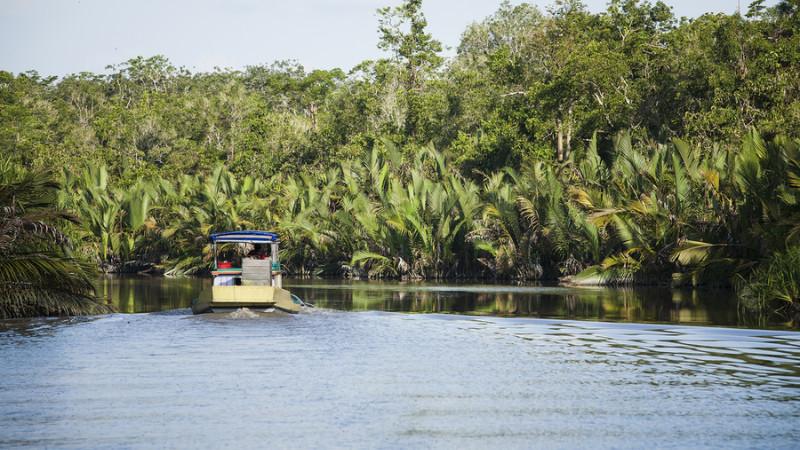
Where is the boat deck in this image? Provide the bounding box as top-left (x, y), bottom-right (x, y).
top-left (211, 268), bottom-right (243, 276)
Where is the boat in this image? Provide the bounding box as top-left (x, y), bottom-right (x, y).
top-left (191, 230), bottom-right (303, 314)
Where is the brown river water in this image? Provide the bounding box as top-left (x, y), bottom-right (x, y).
top-left (0, 276), bottom-right (798, 449)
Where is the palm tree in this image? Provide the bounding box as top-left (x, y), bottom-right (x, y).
top-left (277, 168), bottom-right (342, 276)
top-left (567, 130), bottom-right (800, 288)
top-left (0, 159), bottom-right (112, 318)
top-left (61, 165), bottom-right (121, 267)
top-left (348, 142), bottom-right (481, 279)
top-left (60, 165), bottom-right (159, 271)
top-left (158, 165), bottom-right (269, 275)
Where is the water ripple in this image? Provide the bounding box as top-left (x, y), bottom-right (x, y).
top-left (0, 311), bottom-right (798, 449)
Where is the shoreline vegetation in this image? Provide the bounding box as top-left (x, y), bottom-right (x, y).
top-left (1, 0), bottom-right (799, 320)
top-left (0, 161), bottom-right (113, 319)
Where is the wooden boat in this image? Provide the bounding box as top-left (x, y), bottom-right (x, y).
top-left (191, 231), bottom-right (302, 314)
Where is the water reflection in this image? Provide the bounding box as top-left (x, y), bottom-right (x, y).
top-left (96, 275), bottom-right (207, 313)
top-left (290, 281), bottom-right (750, 327)
top-left (96, 276), bottom-right (789, 328)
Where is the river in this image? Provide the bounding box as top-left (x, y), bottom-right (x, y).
top-left (0, 276), bottom-right (798, 448)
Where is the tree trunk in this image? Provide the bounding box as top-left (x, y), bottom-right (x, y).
top-left (566, 106), bottom-right (573, 160)
top-left (556, 118), bottom-right (564, 162)
top-left (309, 102), bottom-right (318, 131)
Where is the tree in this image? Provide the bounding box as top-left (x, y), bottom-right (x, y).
top-left (377, 0), bottom-right (443, 138)
top-left (0, 158), bottom-right (112, 318)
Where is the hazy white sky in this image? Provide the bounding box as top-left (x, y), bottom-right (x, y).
top-left (0, 0), bottom-right (775, 76)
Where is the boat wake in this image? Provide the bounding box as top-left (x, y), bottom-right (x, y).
top-left (228, 308), bottom-right (260, 319)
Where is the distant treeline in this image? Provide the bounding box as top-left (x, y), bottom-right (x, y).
top-left (3, 1), bottom-right (798, 180)
top-left (1, 1), bottom-right (799, 319)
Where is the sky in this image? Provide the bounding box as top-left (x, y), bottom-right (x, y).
top-left (0, 0), bottom-right (777, 77)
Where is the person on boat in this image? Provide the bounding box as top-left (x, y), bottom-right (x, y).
top-left (246, 244), bottom-right (270, 260)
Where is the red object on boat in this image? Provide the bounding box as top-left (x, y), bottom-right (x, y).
top-left (218, 261), bottom-right (233, 269)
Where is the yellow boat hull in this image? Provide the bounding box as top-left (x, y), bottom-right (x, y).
top-left (193, 285), bottom-right (301, 314)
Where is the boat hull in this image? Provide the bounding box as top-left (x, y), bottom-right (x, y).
top-left (192, 285), bottom-right (301, 314)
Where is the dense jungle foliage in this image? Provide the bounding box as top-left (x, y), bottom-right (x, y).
top-left (0, 161), bottom-right (112, 318)
top-left (1, 0), bottom-right (799, 318)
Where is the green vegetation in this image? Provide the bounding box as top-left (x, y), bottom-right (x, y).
top-left (0, 160), bottom-right (112, 318)
top-left (738, 246), bottom-right (800, 319)
top-left (1, 0), bottom-right (799, 319)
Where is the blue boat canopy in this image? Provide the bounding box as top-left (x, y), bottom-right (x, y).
top-left (210, 230), bottom-right (279, 244)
